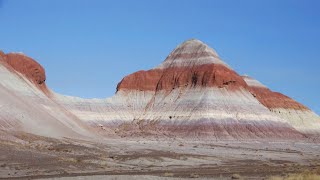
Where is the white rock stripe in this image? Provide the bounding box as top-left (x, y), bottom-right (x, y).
top-left (156, 39), bottom-right (230, 69)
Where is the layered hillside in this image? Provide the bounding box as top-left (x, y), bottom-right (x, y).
top-left (243, 75), bottom-right (320, 134)
top-left (54, 40), bottom-right (319, 140)
top-left (0, 51), bottom-right (97, 139)
top-left (0, 39), bottom-right (319, 140)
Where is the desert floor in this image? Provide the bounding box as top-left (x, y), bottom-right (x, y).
top-left (0, 131), bottom-right (319, 180)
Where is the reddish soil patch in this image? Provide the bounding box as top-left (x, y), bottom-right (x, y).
top-left (248, 86), bottom-right (308, 110)
top-left (117, 64), bottom-right (248, 92)
top-left (0, 52), bottom-right (50, 96)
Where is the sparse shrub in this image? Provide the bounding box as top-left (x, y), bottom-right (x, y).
top-left (180, 156), bottom-right (188, 160)
top-left (268, 176), bottom-right (282, 180)
top-left (62, 149), bottom-right (71, 153)
top-left (190, 173), bottom-right (199, 178)
top-left (231, 173), bottom-right (242, 179)
top-left (164, 172), bottom-right (174, 177)
top-left (268, 171), bottom-right (320, 180)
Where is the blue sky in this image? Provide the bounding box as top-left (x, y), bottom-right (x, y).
top-left (0, 0), bottom-right (319, 114)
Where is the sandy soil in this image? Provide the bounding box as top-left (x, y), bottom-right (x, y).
top-left (0, 130), bottom-right (319, 180)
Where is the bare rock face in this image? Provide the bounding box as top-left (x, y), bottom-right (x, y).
top-left (117, 39), bottom-right (248, 92)
top-left (243, 76), bottom-right (307, 110)
top-left (117, 69), bottom-right (162, 91)
top-left (0, 50), bottom-right (5, 59)
top-left (0, 52), bottom-right (50, 95)
top-left (249, 87), bottom-right (308, 110)
top-left (56, 39), bottom-right (319, 140)
top-left (0, 39), bottom-right (319, 140)
top-left (0, 52), bottom-right (96, 139)
top-left (243, 76), bottom-right (320, 134)
top-left (4, 53), bottom-right (46, 85)
top-left (117, 64), bottom-right (248, 92)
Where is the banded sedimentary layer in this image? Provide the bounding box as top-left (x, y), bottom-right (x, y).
top-left (0, 51), bottom-right (96, 139)
top-left (0, 39), bottom-right (319, 140)
top-left (243, 75), bottom-right (320, 134)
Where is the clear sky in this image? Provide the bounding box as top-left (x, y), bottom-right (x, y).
top-left (0, 0), bottom-right (319, 114)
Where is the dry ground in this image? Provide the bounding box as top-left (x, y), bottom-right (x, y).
top-left (0, 131), bottom-right (319, 179)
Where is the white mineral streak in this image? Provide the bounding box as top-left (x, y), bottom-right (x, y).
top-left (242, 75), bottom-right (268, 88)
top-left (271, 108), bottom-right (320, 133)
top-left (156, 39), bottom-right (230, 69)
top-left (54, 87), bottom-right (286, 126)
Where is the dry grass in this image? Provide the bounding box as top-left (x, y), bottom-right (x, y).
top-left (163, 172), bottom-right (174, 177)
top-left (190, 173), bottom-right (199, 178)
top-left (268, 171), bottom-right (320, 180)
top-left (231, 173), bottom-right (243, 179)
